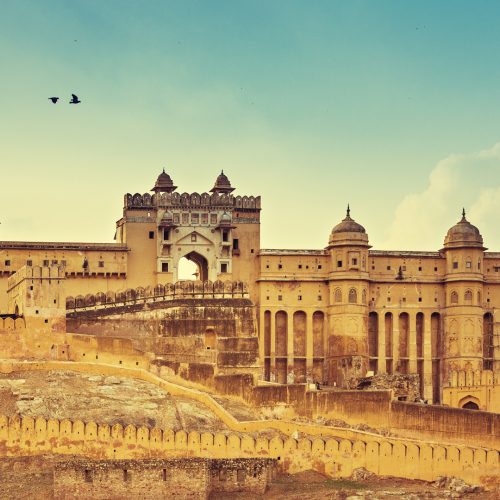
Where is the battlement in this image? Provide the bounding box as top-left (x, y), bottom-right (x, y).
top-left (7, 264), bottom-right (65, 292)
top-left (124, 192), bottom-right (261, 210)
top-left (448, 369), bottom-right (499, 387)
top-left (66, 280), bottom-right (250, 310)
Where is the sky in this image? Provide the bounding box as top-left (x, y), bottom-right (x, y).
top-left (0, 0), bottom-right (499, 251)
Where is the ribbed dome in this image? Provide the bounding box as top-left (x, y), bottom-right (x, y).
top-left (152, 168), bottom-right (177, 193)
top-left (444, 209), bottom-right (483, 248)
top-left (220, 211), bottom-right (232, 222)
top-left (332, 206), bottom-right (366, 234)
top-left (328, 206), bottom-right (370, 248)
top-left (210, 170), bottom-right (234, 193)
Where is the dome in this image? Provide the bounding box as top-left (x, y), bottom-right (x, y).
top-left (328, 206), bottom-right (370, 248)
top-left (210, 170), bottom-right (234, 193)
top-left (444, 209), bottom-right (484, 248)
top-left (331, 206), bottom-right (366, 234)
top-left (152, 168), bottom-right (177, 193)
top-left (220, 211), bottom-right (232, 223)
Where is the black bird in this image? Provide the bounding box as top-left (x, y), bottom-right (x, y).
top-left (48, 97), bottom-right (59, 104)
top-left (70, 94), bottom-right (81, 104)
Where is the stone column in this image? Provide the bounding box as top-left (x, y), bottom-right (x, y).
top-left (423, 313), bottom-right (433, 401)
top-left (409, 311), bottom-right (417, 373)
top-left (393, 311), bottom-right (400, 372)
top-left (306, 310), bottom-right (314, 381)
top-left (270, 309), bottom-right (276, 382)
top-left (377, 311), bottom-right (386, 373)
top-left (287, 310), bottom-right (294, 383)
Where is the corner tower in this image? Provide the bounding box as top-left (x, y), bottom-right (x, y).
top-left (326, 207), bottom-right (371, 387)
top-left (442, 210), bottom-right (486, 382)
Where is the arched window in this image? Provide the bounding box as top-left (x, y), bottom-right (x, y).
top-left (334, 288), bottom-right (342, 303)
top-left (348, 288), bottom-right (357, 304)
top-left (464, 289), bottom-right (473, 304)
top-left (465, 258), bottom-right (472, 269)
top-left (477, 291), bottom-right (481, 304)
top-left (362, 289), bottom-right (367, 304)
top-left (450, 291), bottom-right (458, 304)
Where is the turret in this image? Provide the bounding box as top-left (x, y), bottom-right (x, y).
top-left (442, 210), bottom-right (486, 381)
top-left (326, 206), bottom-right (371, 387)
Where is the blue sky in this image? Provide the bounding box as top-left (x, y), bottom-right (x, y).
top-left (1, 0), bottom-right (499, 250)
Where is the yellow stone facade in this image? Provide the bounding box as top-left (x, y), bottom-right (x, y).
top-left (1, 170), bottom-right (499, 410)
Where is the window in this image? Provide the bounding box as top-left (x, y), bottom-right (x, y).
top-left (278, 264), bottom-right (283, 269)
top-left (318, 295), bottom-right (322, 301)
top-left (298, 295), bottom-right (302, 301)
top-left (418, 297), bottom-right (422, 302)
top-left (318, 264), bottom-right (322, 269)
top-left (201, 213), bottom-right (208, 224)
top-left (149, 231), bottom-right (154, 239)
top-left (401, 265), bottom-right (406, 271)
top-left (233, 238), bottom-right (239, 250)
top-left (182, 213), bottom-right (189, 224)
top-left (418, 266), bottom-right (422, 271)
top-left (250, 249), bottom-right (254, 253)
top-left (466, 260), bottom-right (472, 269)
top-left (210, 213), bottom-right (217, 224)
top-left (43, 260), bottom-right (49, 266)
top-left (162, 469), bottom-right (167, 481)
top-left (348, 288), bottom-right (357, 303)
top-left (298, 264), bottom-right (302, 269)
top-left (98, 261), bottom-right (104, 268)
top-left (161, 262), bottom-right (169, 272)
top-left (191, 233), bottom-right (197, 242)
top-left (278, 295), bottom-right (283, 301)
top-left (61, 260), bottom-right (66, 266)
top-left (337, 260), bottom-right (342, 268)
top-left (352, 258), bottom-right (358, 266)
top-left (123, 469), bottom-right (129, 482)
top-left (386, 266), bottom-right (391, 271)
top-left (84, 469), bottom-right (93, 483)
top-left (4, 260), bottom-right (10, 266)
top-left (191, 213), bottom-right (199, 224)
top-left (434, 267), bottom-right (438, 272)
top-left (222, 231), bottom-right (229, 242)
top-left (266, 264), bottom-right (269, 269)
top-left (451, 291), bottom-right (458, 304)
top-left (173, 213), bottom-right (180, 224)
top-left (221, 263), bottom-right (228, 273)
top-left (266, 296), bottom-right (270, 300)
top-left (453, 262), bottom-right (458, 269)
top-left (163, 229), bottom-right (170, 240)
top-left (334, 288), bottom-right (342, 302)
top-left (464, 290), bottom-right (473, 303)
top-left (52, 260), bottom-right (58, 265)
top-left (26, 260), bottom-right (32, 266)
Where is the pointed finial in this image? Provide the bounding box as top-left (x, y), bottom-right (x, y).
top-left (461, 207), bottom-right (466, 220)
top-left (346, 203), bottom-right (351, 218)
top-left (221, 169), bottom-right (224, 175)
top-left (162, 167), bottom-right (165, 173)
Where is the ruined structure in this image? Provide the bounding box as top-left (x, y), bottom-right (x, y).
top-left (0, 169), bottom-right (499, 496)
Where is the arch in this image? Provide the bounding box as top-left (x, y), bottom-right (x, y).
top-left (464, 289), bottom-right (473, 304)
top-left (368, 312), bottom-right (378, 359)
top-left (348, 288), bottom-right (357, 304)
top-left (483, 313), bottom-right (494, 370)
top-left (178, 251), bottom-right (209, 281)
top-left (450, 291), bottom-right (458, 304)
top-left (362, 288), bottom-right (367, 304)
top-left (293, 311), bottom-right (307, 357)
top-left (14, 304), bottom-right (19, 316)
top-left (459, 395), bottom-right (480, 410)
top-left (312, 311), bottom-right (324, 357)
top-left (334, 288), bottom-right (342, 303)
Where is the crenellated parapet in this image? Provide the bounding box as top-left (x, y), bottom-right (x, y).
top-left (66, 280), bottom-right (249, 310)
top-left (448, 369), bottom-right (499, 388)
top-left (124, 192), bottom-right (261, 210)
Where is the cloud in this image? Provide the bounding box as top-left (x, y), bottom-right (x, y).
top-left (380, 142), bottom-right (500, 251)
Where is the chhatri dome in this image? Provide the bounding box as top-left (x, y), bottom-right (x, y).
top-left (444, 209), bottom-right (484, 249)
top-left (210, 170), bottom-right (235, 193)
top-left (329, 205), bottom-right (370, 247)
top-left (152, 168), bottom-right (177, 193)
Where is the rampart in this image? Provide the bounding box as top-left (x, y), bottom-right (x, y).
top-left (124, 191), bottom-right (261, 210)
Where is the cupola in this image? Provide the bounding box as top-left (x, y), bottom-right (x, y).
top-left (210, 170), bottom-right (235, 194)
top-left (444, 209), bottom-right (484, 250)
top-left (152, 168), bottom-right (177, 193)
top-left (328, 205), bottom-right (370, 248)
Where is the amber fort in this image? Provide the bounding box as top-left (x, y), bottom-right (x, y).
top-left (0, 169), bottom-right (499, 497)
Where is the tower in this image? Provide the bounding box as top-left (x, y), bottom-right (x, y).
top-left (326, 207), bottom-right (371, 387)
top-left (442, 210), bottom-right (486, 383)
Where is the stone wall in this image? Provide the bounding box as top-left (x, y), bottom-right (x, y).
top-left (53, 458), bottom-right (274, 499)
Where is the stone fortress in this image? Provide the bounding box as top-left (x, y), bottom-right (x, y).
top-left (0, 169), bottom-right (499, 497)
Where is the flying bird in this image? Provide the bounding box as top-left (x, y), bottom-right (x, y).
top-left (48, 97), bottom-right (59, 103)
top-left (70, 94), bottom-right (81, 104)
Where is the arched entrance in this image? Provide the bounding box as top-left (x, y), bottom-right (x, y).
top-left (178, 251), bottom-right (209, 281)
top-left (459, 395), bottom-right (480, 410)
